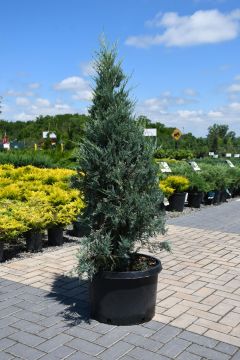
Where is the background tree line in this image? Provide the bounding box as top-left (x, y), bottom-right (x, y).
top-left (0, 110), bottom-right (240, 156)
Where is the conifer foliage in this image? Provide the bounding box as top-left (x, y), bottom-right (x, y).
top-left (76, 41), bottom-right (166, 277)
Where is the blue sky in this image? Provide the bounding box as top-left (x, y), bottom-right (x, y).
top-left (1, 0), bottom-right (240, 136)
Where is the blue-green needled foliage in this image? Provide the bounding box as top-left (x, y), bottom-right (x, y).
top-left (76, 40), bottom-right (166, 278)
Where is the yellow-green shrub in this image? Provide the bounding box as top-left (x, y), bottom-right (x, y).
top-left (11, 198), bottom-right (53, 232)
top-left (159, 183), bottom-right (175, 198)
top-left (0, 202), bottom-right (28, 241)
top-left (160, 175), bottom-right (189, 196)
top-left (50, 198), bottom-right (85, 227)
top-left (0, 165), bottom-right (85, 241)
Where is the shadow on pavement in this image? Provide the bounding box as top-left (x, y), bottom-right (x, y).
top-left (47, 274), bottom-right (92, 326)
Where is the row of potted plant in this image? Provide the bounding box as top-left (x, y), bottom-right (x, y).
top-left (159, 163), bottom-right (240, 211)
top-left (0, 165), bottom-right (85, 261)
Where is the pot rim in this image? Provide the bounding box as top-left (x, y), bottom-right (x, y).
top-left (93, 253), bottom-right (162, 280)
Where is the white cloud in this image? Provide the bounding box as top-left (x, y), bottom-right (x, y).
top-left (138, 92), bottom-right (196, 114)
top-left (225, 74), bottom-right (240, 94)
top-left (0, 103), bottom-right (10, 114)
top-left (13, 101), bottom-right (76, 121)
top-left (177, 110), bottom-right (204, 119)
top-left (208, 110), bottom-right (223, 117)
top-left (36, 98), bottom-right (50, 107)
top-left (5, 89), bottom-right (34, 97)
top-left (16, 97), bottom-right (30, 106)
top-left (126, 9), bottom-right (240, 48)
top-left (54, 76), bottom-right (86, 90)
top-left (54, 76), bottom-right (92, 101)
top-left (28, 82), bottom-right (40, 89)
top-left (136, 94), bottom-right (240, 136)
top-left (54, 103), bottom-right (71, 111)
top-left (72, 90), bottom-right (93, 101)
top-left (228, 102), bottom-right (240, 111)
top-left (227, 83), bottom-right (240, 93)
top-left (14, 112), bottom-right (35, 121)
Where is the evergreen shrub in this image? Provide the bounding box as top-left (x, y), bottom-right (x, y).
top-left (75, 41), bottom-right (167, 278)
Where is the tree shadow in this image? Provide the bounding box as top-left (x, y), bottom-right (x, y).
top-left (46, 274), bottom-right (92, 327)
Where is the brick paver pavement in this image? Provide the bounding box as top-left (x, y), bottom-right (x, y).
top-left (0, 198), bottom-right (240, 359)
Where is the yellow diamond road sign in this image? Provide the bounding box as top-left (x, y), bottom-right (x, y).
top-left (172, 128), bottom-right (182, 141)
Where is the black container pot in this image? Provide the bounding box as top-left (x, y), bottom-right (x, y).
top-left (213, 190), bottom-right (221, 205)
top-left (0, 242), bottom-right (4, 262)
top-left (188, 192), bottom-right (203, 208)
top-left (72, 221), bottom-right (90, 237)
top-left (90, 254), bottom-right (162, 325)
top-left (231, 187), bottom-right (240, 198)
top-left (48, 226), bottom-right (64, 246)
top-left (204, 191), bottom-right (215, 205)
top-left (167, 192), bottom-right (186, 212)
top-left (231, 187), bottom-right (237, 198)
top-left (220, 190), bottom-right (228, 203)
top-left (25, 230), bottom-right (42, 252)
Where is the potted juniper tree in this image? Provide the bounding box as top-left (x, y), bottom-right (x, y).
top-left (75, 40), bottom-right (168, 325)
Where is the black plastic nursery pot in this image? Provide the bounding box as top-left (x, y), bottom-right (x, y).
top-left (188, 192), bottom-right (203, 208)
top-left (231, 188), bottom-right (237, 198)
top-left (213, 190), bottom-right (221, 205)
top-left (48, 226), bottom-right (64, 246)
top-left (0, 242), bottom-right (3, 262)
top-left (204, 191), bottom-right (215, 205)
top-left (231, 187), bottom-right (240, 198)
top-left (90, 254), bottom-right (162, 325)
top-left (72, 221), bottom-right (90, 237)
top-left (220, 189), bottom-right (231, 202)
top-left (25, 230), bottom-right (43, 252)
top-left (167, 192), bottom-right (186, 212)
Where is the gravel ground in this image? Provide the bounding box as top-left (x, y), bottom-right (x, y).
top-left (1, 229), bottom-right (80, 264)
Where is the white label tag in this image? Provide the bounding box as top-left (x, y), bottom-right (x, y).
top-left (159, 162), bottom-right (172, 173)
top-left (189, 161), bottom-right (201, 171)
top-left (226, 160), bottom-right (235, 168)
top-left (144, 128), bottom-right (157, 136)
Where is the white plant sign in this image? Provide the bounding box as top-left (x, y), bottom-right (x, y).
top-left (226, 160), bottom-right (235, 168)
top-left (226, 153), bottom-right (232, 158)
top-left (234, 154), bottom-right (240, 158)
top-left (159, 162), bottom-right (172, 173)
top-left (209, 152), bottom-right (214, 156)
top-left (144, 128), bottom-right (157, 137)
top-left (189, 161), bottom-right (201, 171)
